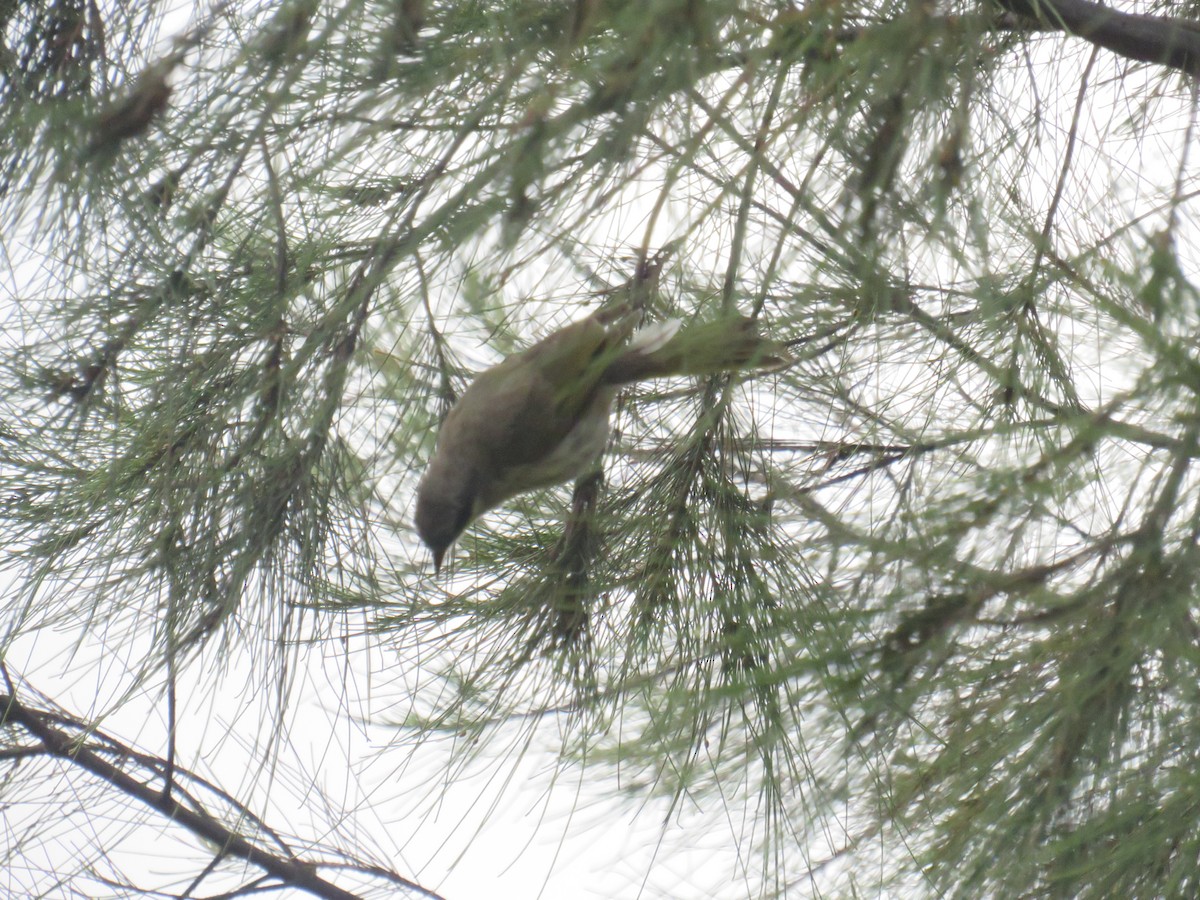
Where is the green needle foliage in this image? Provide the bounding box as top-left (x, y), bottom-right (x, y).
top-left (2, 0), bottom-right (1200, 897)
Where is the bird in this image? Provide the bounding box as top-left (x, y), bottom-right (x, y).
top-left (414, 304), bottom-right (786, 572)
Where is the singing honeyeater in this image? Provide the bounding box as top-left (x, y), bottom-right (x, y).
top-left (414, 306), bottom-right (785, 571)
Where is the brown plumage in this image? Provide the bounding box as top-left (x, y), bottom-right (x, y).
top-left (415, 309), bottom-right (785, 571)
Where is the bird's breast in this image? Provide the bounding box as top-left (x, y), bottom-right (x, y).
top-left (486, 387), bottom-right (615, 505)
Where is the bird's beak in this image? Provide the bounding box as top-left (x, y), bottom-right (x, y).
top-left (432, 547), bottom-right (445, 574)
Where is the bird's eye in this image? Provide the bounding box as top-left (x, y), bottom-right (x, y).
top-left (450, 477), bottom-right (478, 539)
top-left (451, 498), bottom-right (473, 537)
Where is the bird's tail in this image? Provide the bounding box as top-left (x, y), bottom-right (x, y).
top-left (602, 315), bottom-right (788, 384)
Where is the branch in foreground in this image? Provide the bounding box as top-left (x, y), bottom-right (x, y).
top-left (996, 0), bottom-right (1200, 75)
top-left (0, 681), bottom-right (444, 900)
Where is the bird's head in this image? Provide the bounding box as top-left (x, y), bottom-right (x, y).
top-left (415, 462), bottom-right (479, 573)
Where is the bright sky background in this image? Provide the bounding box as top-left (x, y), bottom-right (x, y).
top-left (4, 2), bottom-right (1199, 899)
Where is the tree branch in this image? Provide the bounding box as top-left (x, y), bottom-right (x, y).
top-left (0, 681), bottom-right (444, 900)
top-left (996, 0), bottom-right (1200, 75)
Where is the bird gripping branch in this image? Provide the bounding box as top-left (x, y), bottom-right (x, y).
top-left (415, 255), bottom-right (786, 571)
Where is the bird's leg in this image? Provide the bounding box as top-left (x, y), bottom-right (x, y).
top-left (592, 240), bottom-right (679, 326)
top-left (545, 468), bottom-right (605, 645)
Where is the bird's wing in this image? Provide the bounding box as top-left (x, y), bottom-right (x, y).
top-left (492, 316), bottom-right (619, 464)
top-left (444, 315), bottom-right (619, 477)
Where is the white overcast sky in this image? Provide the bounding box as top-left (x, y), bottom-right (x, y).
top-left (4, 2), bottom-right (1199, 899)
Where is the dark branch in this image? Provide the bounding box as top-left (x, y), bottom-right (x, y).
top-left (996, 0), bottom-right (1200, 75)
top-left (0, 686), bottom-right (444, 900)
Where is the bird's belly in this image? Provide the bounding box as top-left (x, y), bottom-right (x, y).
top-left (493, 394), bottom-right (612, 501)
